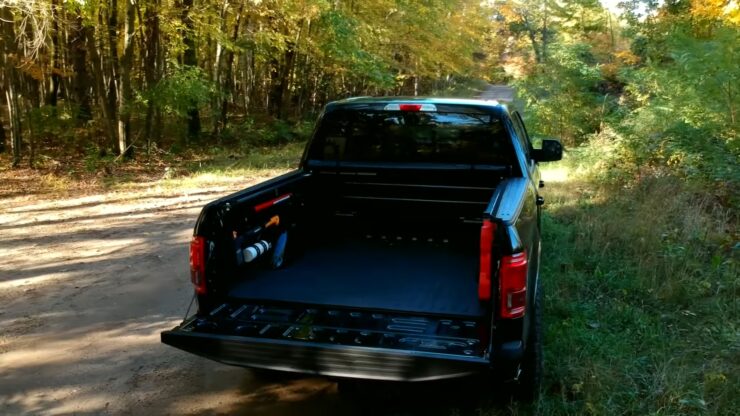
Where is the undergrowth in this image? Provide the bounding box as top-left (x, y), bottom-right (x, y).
top-left (0, 140), bottom-right (305, 198)
top-left (498, 146), bottom-right (738, 415)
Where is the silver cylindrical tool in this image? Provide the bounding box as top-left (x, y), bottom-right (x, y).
top-left (243, 240), bottom-right (271, 263)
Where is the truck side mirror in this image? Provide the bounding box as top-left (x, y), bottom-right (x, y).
top-left (532, 138), bottom-right (562, 162)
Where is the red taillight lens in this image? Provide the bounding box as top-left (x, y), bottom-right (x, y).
top-left (499, 251), bottom-right (528, 318)
top-left (190, 236), bottom-right (206, 295)
top-left (478, 219), bottom-right (496, 301)
top-left (399, 104), bottom-right (422, 112)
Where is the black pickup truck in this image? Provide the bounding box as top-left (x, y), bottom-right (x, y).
top-left (161, 97), bottom-right (562, 398)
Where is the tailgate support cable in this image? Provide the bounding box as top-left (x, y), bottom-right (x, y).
top-left (183, 292), bottom-right (196, 322)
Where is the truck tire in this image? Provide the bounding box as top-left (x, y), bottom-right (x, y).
top-left (516, 279), bottom-right (543, 401)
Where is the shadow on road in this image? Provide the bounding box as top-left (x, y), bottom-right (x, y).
top-left (177, 369), bottom-right (524, 416)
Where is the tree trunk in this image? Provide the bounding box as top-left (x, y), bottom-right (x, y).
top-left (143, 0), bottom-right (162, 152)
top-left (541, 1), bottom-right (549, 63)
top-left (25, 77), bottom-right (40, 168)
top-left (88, 16), bottom-right (116, 147)
top-left (118, 0), bottom-right (135, 158)
top-left (47, 0), bottom-right (62, 108)
top-left (107, 0), bottom-right (122, 153)
top-left (0, 8), bottom-right (9, 157)
top-left (522, 15), bottom-right (542, 64)
top-left (22, 8), bottom-right (42, 168)
top-left (244, 19), bottom-right (255, 112)
top-left (211, 0), bottom-right (229, 138)
top-left (216, 3), bottom-right (243, 138)
top-left (269, 39), bottom-right (296, 120)
top-left (2, 6), bottom-right (22, 167)
top-left (182, 0), bottom-right (201, 139)
top-left (5, 84), bottom-right (22, 167)
top-left (70, 9), bottom-right (92, 122)
top-left (0, 113), bottom-right (5, 153)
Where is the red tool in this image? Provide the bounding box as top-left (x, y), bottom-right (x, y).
top-left (254, 194), bottom-right (292, 213)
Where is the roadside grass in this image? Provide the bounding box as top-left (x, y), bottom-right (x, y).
top-left (0, 142), bottom-right (304, 198)
top-left (108, 141), bottom-right (304, 192)
top-left (498, 153), bottom-right (738, 415)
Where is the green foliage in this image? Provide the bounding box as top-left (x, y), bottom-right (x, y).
top-left (82, 143), bottom-right (115, 173)
top-left (27, 105), bottom-right (79, 144)
top-left (429, 78), bottom-right (491, 98)
top-left (145, 65), bottom-right (215, 119)
top-left (314, 9), bottom-right (395, 88)
top-left (515, 0), bottom-right (739, 199)
top-left (222, 118), bottom-right (313, 149)
top-left (526, 155), bottom-right (739, 415)
top-left (505, 3), bottom-right (739, 413)
top-left (516, 42), bottom-right (612, 145)
top-left (613, 22), bottom-right (739, 191)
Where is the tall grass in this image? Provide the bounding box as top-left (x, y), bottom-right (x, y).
top-left (520, 148), bottom-right (738, 415)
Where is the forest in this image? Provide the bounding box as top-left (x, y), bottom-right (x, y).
top-left (0, 0), bottom-right (737, 414)
top-left (0, 0), bottom-right (499, 164)
top-left (0, 0), bottom-right (737, 181)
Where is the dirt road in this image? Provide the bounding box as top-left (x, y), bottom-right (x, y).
top-left (0, 177), bottom-right (505, 416)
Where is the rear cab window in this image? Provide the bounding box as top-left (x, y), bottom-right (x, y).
top-left (308, 105), bottom-right (518, 167)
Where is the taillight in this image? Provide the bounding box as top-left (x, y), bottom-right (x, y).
top-left (478, 219), bottom-right (495, 301)
top-left (499, 251), bottom-right (528, 318)
top-left (190, 236), bottom-right (206, 295)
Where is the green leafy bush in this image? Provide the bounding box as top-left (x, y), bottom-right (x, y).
top-left (515, 42), bottom-right (614, 146)
top-left (145, 65), bottom-right (215, 120)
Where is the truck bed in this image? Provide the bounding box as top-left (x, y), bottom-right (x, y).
top-left (228, 235), bottom-right (483, 317)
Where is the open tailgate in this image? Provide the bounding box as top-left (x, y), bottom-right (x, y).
top-left (161, 301), bottom-right (490, 381)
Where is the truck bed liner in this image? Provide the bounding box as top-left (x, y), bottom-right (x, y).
top-left (228, 238), bottom-right (483, 317)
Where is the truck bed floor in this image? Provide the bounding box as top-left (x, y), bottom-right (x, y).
top-left (228, 238), bottom-right (483, 317)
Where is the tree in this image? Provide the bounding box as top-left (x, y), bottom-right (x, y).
top-left (142, 0), bottom-right (163, 149)
top-left (118, 0), bottom-right (135, 158)
top-left (1, 5), bottom-right (23, 166)
top-left (69, 4), bottom-right (92, 123)
top-left (181, 0), bottom-right (201, 139)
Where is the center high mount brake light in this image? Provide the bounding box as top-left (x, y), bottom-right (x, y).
top-left (383, 103), bottom-right (437, 112)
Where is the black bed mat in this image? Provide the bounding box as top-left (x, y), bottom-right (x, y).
top-left (228, 237), bottom-right (483, 317)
